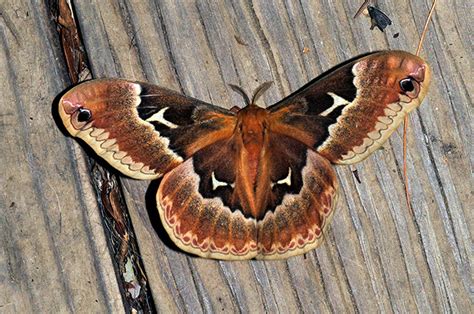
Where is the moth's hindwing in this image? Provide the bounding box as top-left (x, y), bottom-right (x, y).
top-left (157, 131), bottom-right (338, 260)
top-left (270, 51), bottom-right (431, 164)
top-left (58, 79), bottom-right (236, 180)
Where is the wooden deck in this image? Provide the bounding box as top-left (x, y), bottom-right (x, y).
top-left (1, 0), bottom-right (471, 312)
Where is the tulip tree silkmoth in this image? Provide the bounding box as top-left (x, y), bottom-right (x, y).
top-left (58, 49), bottom-right (430, 260)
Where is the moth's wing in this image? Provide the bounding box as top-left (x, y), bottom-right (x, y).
top-left (156, 137), bottom-right (257, 260)
top-left (157, 133), bottom-right (338, 260)
top-left (256, 134), bottom-right (339, 259)
top-left (58, 79), bottom-right (236, 179)
top-left (268, 51), bottom-right (431, 164)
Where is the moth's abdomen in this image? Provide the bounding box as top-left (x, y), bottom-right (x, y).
top-left (317, 51), bottom-right (431, 164)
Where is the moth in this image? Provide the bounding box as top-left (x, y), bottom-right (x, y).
top-left (58, 51), bottom-right (430, 260)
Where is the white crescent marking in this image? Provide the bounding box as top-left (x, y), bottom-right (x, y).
top-left (272, 168), bottom-right (292, 188)
top-left (146, 107), bottom-right (178, 129)
top-left (319, 92), bottom-right (350, 117)
top-left (211, 172), bottom-right (229, 190)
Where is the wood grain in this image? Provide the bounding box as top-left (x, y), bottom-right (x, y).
top-left (0, 2), bottom-right (124, 312)
top-left (1, 0), bottom-right (471, 312)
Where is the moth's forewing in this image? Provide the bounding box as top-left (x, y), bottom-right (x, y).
top-left (58, 79), bottom-right (235, 180)
top-left (270, 51), bottom-right (431, 165)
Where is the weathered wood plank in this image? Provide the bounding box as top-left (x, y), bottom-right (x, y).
top-left (1, 0), bottom-right (471, 312)
top-left (0, 1), bottom-right (124, 312)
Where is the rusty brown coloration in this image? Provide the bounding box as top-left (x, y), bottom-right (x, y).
top-left (58, 51), bottom-right (430, 260)
top-left (317, 51), bottom-right (430, 164)
top-left (234, 105), bottom-right (270, 219)
top-left (59, 80), bottom-right (181, 179)
top-left (59, 79), bottom-right (237, 180)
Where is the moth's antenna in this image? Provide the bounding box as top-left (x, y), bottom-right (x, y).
top-left (251, 81), bottom-right (273, 105)
top-left (229, 82), bottom-right (273, 107)
top-left (403, 0), bottom-right (437, 214)
top-left (229, 84), bottom-right (251, 107)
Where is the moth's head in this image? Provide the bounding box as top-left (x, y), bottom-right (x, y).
top-left (357, 51), bottom-right (431, 110)
top-left (237, 105), bottom-right (269, 146)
